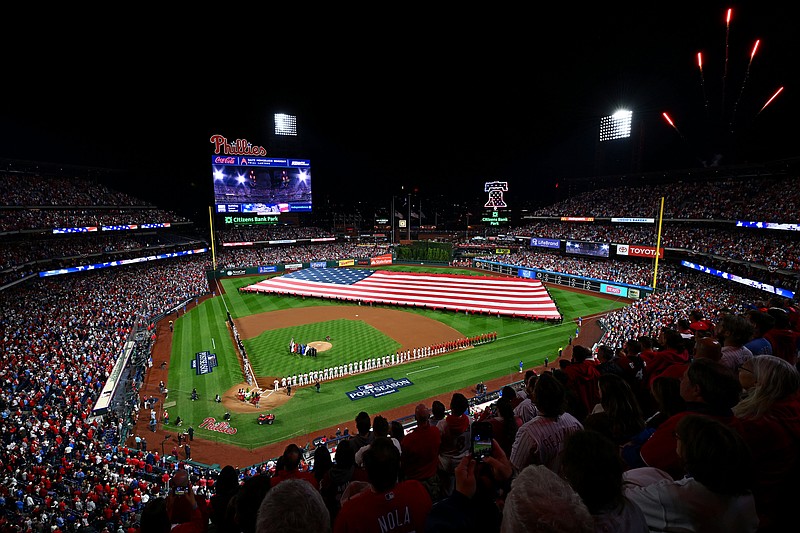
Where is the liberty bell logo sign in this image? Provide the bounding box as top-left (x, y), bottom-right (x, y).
top-left (484, 181), bottom-right (508, 208)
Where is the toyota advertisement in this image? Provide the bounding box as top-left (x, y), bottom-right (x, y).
top-left (616, 244), bottom-right (663, 259)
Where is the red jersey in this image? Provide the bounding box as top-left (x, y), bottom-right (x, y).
top-left (334, 479), bottom-right (432, 533)
top-left (562, 361), bottom-right (601, 417)
top-left (269, 468), bottom-right (317, 488)
top-left (641, 408), bottom-right (744, 480)
top-left (400, 424), bottom-right (441, 481)
top-left (643, 348), bottom-right (689, 388)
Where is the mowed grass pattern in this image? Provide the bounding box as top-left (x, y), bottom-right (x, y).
top-left (165, 267), bottom-right (629, 453)
top-left (245, 320), bottom-right (401, 377)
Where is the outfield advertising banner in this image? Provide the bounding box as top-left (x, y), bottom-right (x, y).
top-left (600, 283), bottom-right (629, 297)
top-left (370, 254), bottom-right (393, 266)
top-left (616, 244), bottom-right (663, 259)
top-left (214, 260), bottom-right (373, 278)
top-left (611, 217), bottom-right (655, 224)
top-left (530, 237), bottom-right (560, 249)
top-left (475, 259), bottom-right (653, 299)
top-left (346, 377), bottom-right (414, 400)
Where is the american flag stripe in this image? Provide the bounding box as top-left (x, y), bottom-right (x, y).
top-left (244, 269), bottom-right (561, 320)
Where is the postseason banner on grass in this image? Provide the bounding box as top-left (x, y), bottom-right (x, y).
top-left (346, 377), bottom-right (414, 400)
top-left (191, 351), bottom-right (219, 375)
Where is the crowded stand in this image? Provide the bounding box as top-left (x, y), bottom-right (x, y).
top-left (217, 243), bottom-right (392, 269)
top-left (0, 170), bottom-right (150, 208)
top-left (0, 233), bottom-right (207, 272)
top-left (0, 164), bottom-right (799, 532)
top-left (0, 256), bottom-right (211, 532)
top-left (530, 172), bottom-right (800, 220)
top-left (475, 251), bottom-right (684, 288)
top-left (508, 221), bottom-right (800, 273)
top-left (475, 247), bottom-right (799, 295)
top-left (0, 208), bottom-right (193, 233)
top-left (0, 170), bottom-right (205, 298)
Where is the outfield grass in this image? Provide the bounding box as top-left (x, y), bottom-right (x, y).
top-left (165, 266), bottom-right (629, 451)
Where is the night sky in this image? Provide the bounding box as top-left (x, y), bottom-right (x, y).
top-left (1, 3), bottom-right (796, 221)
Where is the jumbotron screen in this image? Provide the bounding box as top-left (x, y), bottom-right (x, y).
top-left (212, 156), bottom-right (312, 214)
top-left (565, 240), bottom-right (610, 258)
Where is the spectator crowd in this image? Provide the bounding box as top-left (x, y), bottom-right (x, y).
top-left (0, 167), bottom-right (798, 532)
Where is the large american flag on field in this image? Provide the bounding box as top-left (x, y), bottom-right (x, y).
top-left (243, 268), bottom-right (561, 320)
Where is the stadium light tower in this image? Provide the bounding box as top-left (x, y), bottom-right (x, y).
top-left (599, 109), bottom-right (633, 141)
top-left (274, 113), bottom-right (297, 136)
top-left (594, 108), bottom-right (642, 175)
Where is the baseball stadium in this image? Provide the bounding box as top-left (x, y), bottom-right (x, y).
top-left (3, 152), bottom-right (799, 531)
top-left (2, 7), bottom-right (800, 532)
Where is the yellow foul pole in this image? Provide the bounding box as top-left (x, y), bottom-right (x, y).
top-left (652, 197), bottom-right (665, 289)
top-left (209, 206), bottom-right (217, 271)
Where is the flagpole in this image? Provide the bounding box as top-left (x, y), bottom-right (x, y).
top-left (407, 193), bottom-right (411, 241)
top-left (391, 196), bottom-right (395, 244)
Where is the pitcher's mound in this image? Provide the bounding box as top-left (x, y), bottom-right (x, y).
top-left (308, 341), bottom-right (332, 352)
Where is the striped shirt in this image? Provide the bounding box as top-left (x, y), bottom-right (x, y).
top-left (513, 399), bottom-right (539, 424)
top-left (510, 413), bottom-right (583, 473)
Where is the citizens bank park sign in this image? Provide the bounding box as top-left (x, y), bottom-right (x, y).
top-left (616, 244), bottom-right (663, 259)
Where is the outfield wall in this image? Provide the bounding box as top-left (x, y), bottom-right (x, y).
top-left (211, 254), bottom-right (393, 279)
top-left (473, 259), bottom-right (654, 299)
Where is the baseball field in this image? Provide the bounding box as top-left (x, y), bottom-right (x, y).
top-left (141, 265), bottom-right (629, 466)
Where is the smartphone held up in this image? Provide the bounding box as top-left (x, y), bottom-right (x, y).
top-left (471, 421), bottom-right (494, 461)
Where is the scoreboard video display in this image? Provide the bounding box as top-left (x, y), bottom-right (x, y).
top-left (212, 156), bottom-right (312, 215)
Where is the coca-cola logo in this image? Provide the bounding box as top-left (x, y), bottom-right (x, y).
top-left (605, 286), bottom-right (622, 294)
top-left (214, 156), bottom-right (237, 164)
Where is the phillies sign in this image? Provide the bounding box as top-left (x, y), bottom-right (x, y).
top-left (616, 244), bottom-right (663, 259)
top-left (210, 134), bottom-right (267, 156)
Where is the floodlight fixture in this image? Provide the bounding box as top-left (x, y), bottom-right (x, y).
top-left (599, 109), bottom-right (633, 141)
top-left (274, 113), bottom-right (297, 136)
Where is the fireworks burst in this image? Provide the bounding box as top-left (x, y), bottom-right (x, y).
top-left (662, 6), bottom-right (786, 166)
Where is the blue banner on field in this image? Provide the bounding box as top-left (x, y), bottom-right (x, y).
top-left (346, 377), bottom-right (413, 400)
top-left (191, 351), bottom-right (218, 375)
